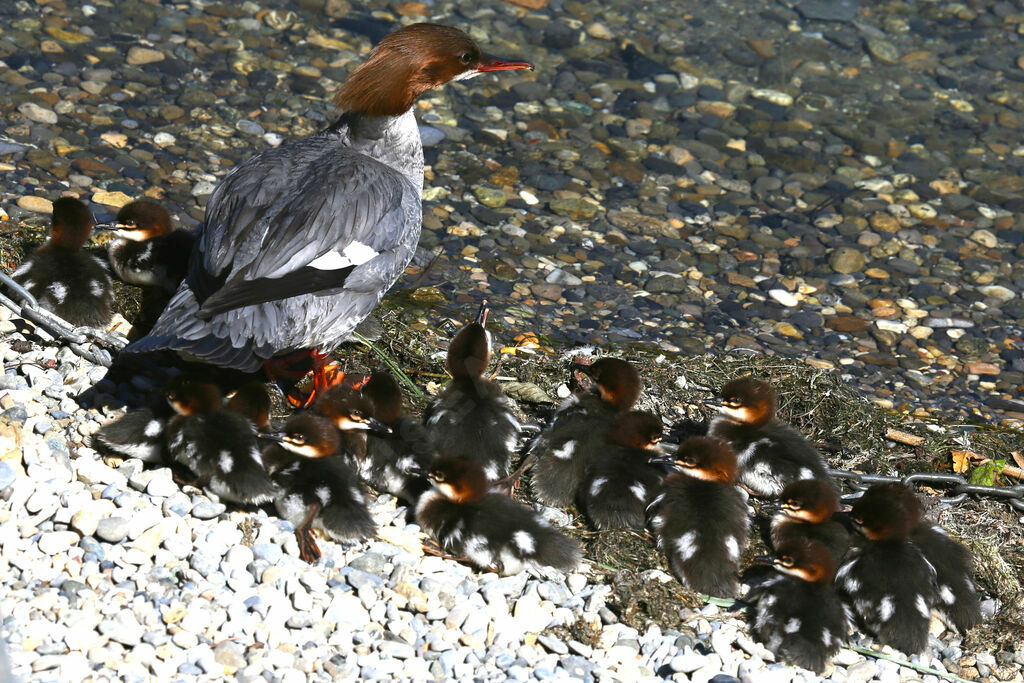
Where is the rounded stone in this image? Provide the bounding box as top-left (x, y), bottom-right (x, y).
top-left (829, 247), bottom-right (866, 274)
top-left (95, 517), bottom-right (130, 544)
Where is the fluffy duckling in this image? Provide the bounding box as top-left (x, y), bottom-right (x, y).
top-left (164, 376), bottom-right (276, 505)
top-left (748, 539), bottom-right (849, 673)
top-left (413, 456), bottom-right (581, 575)
top-left (12, 197), bottom-right (112, 327)
top-left (707, 377), bottom-right (831, 497)
top-left (261, 414), bottom-right (376, 563)
top-left (530, 357), bottom-right (642, 507)
top-left (579, 411), bottom-right (666, 530)
top-left (359, 370), bottom-right (436, 503)
top-left (860, 483), bottom-right (981, 634)
top-left (647, 437), bottom-right (750, 597)
top-left (424, 305), bottom-right (520, 482)
top-left (99, 199), bottom-right (194, 293)
top-left (313, 385), bottom-right (392, 462)
top-left (768, 478), bottom-right (850, 562)
top-left (836, 484), bottom-right (938, 654)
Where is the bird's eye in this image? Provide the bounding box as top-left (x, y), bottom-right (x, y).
top-left (351, 410), bottom-right (364, 420)
top-left (459, 51), bottom-right (473, 64)
top-left (780, 556), bottom-right (794, 567)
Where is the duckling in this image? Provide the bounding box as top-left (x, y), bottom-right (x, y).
top-left (836, 483), bottom-right (938, 654)
top-left (647, 437), bottom-right (750, 597)
top-left (313, 385), bottom-right (392, 463)
top-left (423, 304), bottom-right (520, 482)
top-left (11, 197), bottom-right (112, 327)
top-left (99, 199), bottom-right (194, 293)
top-left (747, 539), bottom-right (849, 673)
top-left (164, 376), bottom-right (276, 505)
top-left (768, 478), bottom-right (850, 562)
top-left (860, 483), bottom-right (981, 634)
top-left (578, 411), bottom-right (666, 530)
top-left (95, 379), bottom-right (271, 463)
top-left (412, 456), bottom-right (581, 575)
top-left (707, 377), bottom-right (831, 497)
top-left (531, 357), bottom-right (642, 507)
top-left (359, 370), bottom-right (436, 503)
top-left (261, 413), bottom-right (376, 563)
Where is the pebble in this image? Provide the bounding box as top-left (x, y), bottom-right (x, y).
top-left (95, 517), bottom-right (130, 544)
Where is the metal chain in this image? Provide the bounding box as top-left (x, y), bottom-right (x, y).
top-left (0, 271), bottom-right (128, 367)
top-left (829, 468), bottom-right (1024, 512)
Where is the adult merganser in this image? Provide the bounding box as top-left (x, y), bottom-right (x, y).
top-left (748, 539), bottom-right (850, 673)
top-left (411, 456), bottom-right (581, 575)
top-left (98, 199), bottom-right (194, 293)
top-left (857, 483), bottom-right (981, 634)
top-left (11, 197), bottom-right (113, 328)
top-left (578, 411), bottom-right (665, 530)
top-left (767, 478), bottom-right (850, 563)
top-left (647, 436), bottom-right (749, 597)
top-left (836, 484), bottom-right (938, 654)
top-left (359, 370), bottom-right (436, 503)
top-left (423, 304), bottom-right (520, 482)
top-left (164, 376), bottom-right (277, 505)
top-left (125, 23), bottom-right (531, 399)
top-left (707, 377), bottom-right (832, 497)
top-left (530, 357), bottom-right (642, 507)
top-left (261, 413), bottom-right (376, 563)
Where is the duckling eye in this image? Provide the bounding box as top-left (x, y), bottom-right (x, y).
top-left (433, 472), bottom-right (446, 482)
top-left (780, 556), bottom-right (794, 567)
top-left (459, 51), bottom-right (473, 65)
top-left (351, 410), bottom-right (364, 420)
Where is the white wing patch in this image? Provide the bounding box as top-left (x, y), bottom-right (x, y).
top-left (675, 531), bottom-right (698, 561)
top-left (218, 450), bottom-right (234, 473)
top-left (47, 281), bottom-right (68, 303)
top-left (90, 280), bottom-right (104, 296)
top-left (551, 441), bottom-right (576, 460)
top-left (784, 617), bottom-right (801, 633)
top-left (589, 477), bottom-right (607, 497)
top-left (724, 535), bottom-right (739, 561)
top-left (308, 241), bottom-right (379, 270)
top-left (939, 585), bottom-right (955, 605)
top-left (315, 486), bottom-right (331, 505)
top-left (513, 530), bottom-right (535, 554)
top-left (879, 595), bottom-right (895, 622)
top-left (144, 420), bottom-right (163, 438)
top-left (629, 483), bottom-right (647, 502)
top-left (915, 594), bottom-right (930, 619)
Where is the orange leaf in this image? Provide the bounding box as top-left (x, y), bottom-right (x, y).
top-left (951, 450), bottom-right (972, 474)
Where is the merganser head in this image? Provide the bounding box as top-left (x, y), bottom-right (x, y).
top-left (446, 303), bottom-right (491, 380)
top-left (850, 483), bottom-right (922, 541)
top-left (226, 380), bottom-right (272, 431)
top-left (606, 411), bottom-right (663, 450)
top-left (578, 358), bottom-right (642, 412)
top-left (336, 23), bottom-right (533, 118)
top-left (314, 386), bottom-right (392, 435)
top-left (760, 539), bottom-right (837, 583)
top-left (715, 377), bottom-right (776, 427)
top-left (97, 199), bottom-right (173, 241)
top-left (165, 376), bottom-right (224, 416)
top-left (652, 436), bottom-right (737, 483)
top-left (48, 197), bottom-right (95, 250)
top-left (422, 456), bottom-right (489, 504)
top-left (777, 479), bottom-right (839, 524)
top-left (360, 371), bottom-right (404, 424)
top-left (259, 414), bottom-right (340, 458)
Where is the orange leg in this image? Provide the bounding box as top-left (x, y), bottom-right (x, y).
top-left (296, 503), bottom-right (323, 564)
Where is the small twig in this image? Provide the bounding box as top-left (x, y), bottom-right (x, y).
top-left (846, 644), bottom-right (973, 683)
top-left (352, 331), bottom-right (423, 397)
top-left (885, 428), bottom-right (925, 447)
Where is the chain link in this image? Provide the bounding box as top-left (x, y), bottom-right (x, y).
top-left (0, 271), bottom-right (127, 367)
top-left (829, 468), bottom-right (1024, 512)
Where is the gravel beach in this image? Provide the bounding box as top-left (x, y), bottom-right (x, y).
top-left (2, 0), bottom-right (1024, 681)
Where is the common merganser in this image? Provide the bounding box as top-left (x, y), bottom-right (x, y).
top-left (11, 197), bottom-right (113, 328)
top-left (423, 304), bottom-right (520, 482)
top-left (125, 23), bottom-right (531, 400)
top-left (164, 376), bottom-right (276, 505)
top-left (578, 411), bottom-right (665, 530)
top-left (767, 478), bottom-right (850, 563)
top-left (748, 539), bottom-right (850, 673)
top-left (313, 385), bottom-right (392, 462)
top-left (836, 483), bottom-right (938, 654)
top-left (261, 413), bottom-right (376, 563)
top-left (98, 199), bottom-right (194, 293)
top-left (411, 456), bottom-right (581, 575)
top-left (530, 357), bottom-right (642, 507)
top-left (856, 483), bottom-right (981, 634)
top-left (359, 370), bottom-right (436, 503)
top-left (647, 436), bottom-right (749, 597)
top-left (707, 378), bottom-right (832, 497)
